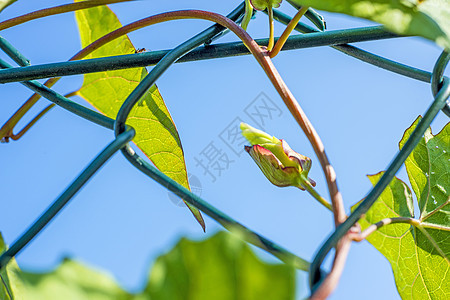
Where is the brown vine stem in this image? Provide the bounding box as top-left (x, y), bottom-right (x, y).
top-left (7, 104), bottom-right (55, 141)
top-left (0, 0), bottom-right (133, 31)
top-left (68, 10), bottom-right (349, 297)
top-left (2, 10), bottom-right (348, 296)
top-left (0, 0), bottom-right (133, 141)
top-left (310, 233), bottom-right (353, 300)
top-left (2, 90), bottom-right (78, 142)
top-left (72, 10), bottom-right (346, 224)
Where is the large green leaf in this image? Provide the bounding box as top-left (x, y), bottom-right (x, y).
top-left (144, 231), bottom-right (295, 300)
top-left (0, 231), bottom-right (295, 299)
top-left (400, 117), bottom-right (449, 228)
top-left (352, 118), bottom-right (449, 299)
top-left (288, 0), bottom-right (450, 50)
top-left (73, 1), bottom-right (205, 230)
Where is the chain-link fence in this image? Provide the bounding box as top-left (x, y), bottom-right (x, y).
top-left (0, 1), bottom-right (449, 297)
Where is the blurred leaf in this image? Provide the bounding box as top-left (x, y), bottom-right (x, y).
top-left (73, 1), bottom-right (205, 230)
top-left (18, 259), bottom-right (132, 300)
top-left (0, 233), bottom-right (25, 300)
top-left (352, 118), bottom-right (449, 299)
top-left (142, 231), bottom-right (295, 300)
top-left (0, 231), bottom-right (295, 299)
top-left (288, 0), bottom-right (450, 50)
top-left (0, 0), bottom-right (17, 13)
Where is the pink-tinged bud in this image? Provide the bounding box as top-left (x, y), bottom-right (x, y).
top-left (243, 128), bottom-right (316, 190)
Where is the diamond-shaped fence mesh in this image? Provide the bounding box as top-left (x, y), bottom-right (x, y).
top-left (0, 1), bottom-right (448, 296)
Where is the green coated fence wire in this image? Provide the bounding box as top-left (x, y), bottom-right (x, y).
top-left (0, 128), bottom-right (135, 270)
top-left (310, 76), bottom-right (450, 293)
top-left (0, 1), bottom-right (449, 297)
top-left (0, 36), bottom-right (29, 66)
top-left (0, 25), bottom-right (397, 83)
top-left (0, 2), bottom-right (312, 276)
top-left (0, 58), bottom-right (115, 129)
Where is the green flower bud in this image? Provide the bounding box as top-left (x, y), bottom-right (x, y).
top-left (241, 122), bottom-right (316, 190)
top-left (250, 0), bottom-right (283, 11)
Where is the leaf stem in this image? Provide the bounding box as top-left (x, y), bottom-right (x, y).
top-left (267, 6), bottom-right (274, 51)
top-left (0, 77), bottom-right (59, 141)
top-left (1, 7), bottom-right (341, 276)
top-left (0, 0), bottom-right (133, 140)
top-left (300, 178), bottom-right (333, 211)
top-left (5, 10), bottom-right (344, 225)
top-left (352, 217), bottom-right (417, 242)
top-left (240, 0), bottom-right (253, 30)
top-left (270, 6), bottom-right (308, 58)
top-left (3, 91), bottom-right (75, 142)
top-left (353, 215), bottom-right (450, 243)
top-left (72, 6), bottom-right (344, 277)
top-left (8, 104), bottom-right (55, 141)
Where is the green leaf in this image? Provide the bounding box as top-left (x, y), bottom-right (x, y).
top-left (288, 0), bottom-right (450, 50)
top-left (0, 231), bottom-right (295, 299)
top-left (352, 118), bottom-right (450, 299)
top-left (0, 233), bottom-right (25, 300)
top-left (400, 117), bottom-right (449, 227)
top-left (142, 231), bottom-right (296, 300)
top-left (73, 1), bottom-right (205, 231)
top-left (18, 259), bottom-right (132, 300)
top-left (0, 0), bottom-right (17, 13)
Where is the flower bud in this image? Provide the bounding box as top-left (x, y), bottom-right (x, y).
top-left (241, 122), bottom-right (316, 190)
top-left (250, 0), bottom-right (283, 11)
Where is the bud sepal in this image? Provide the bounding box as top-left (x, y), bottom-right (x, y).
top-left (241, 122), bottom-right (316, 190)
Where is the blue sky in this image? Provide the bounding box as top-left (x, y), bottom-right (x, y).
top-left (0, 0), bottom-right (448, 299)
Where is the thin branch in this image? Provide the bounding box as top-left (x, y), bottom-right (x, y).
top-left (311, 217), bottom-right (417, 297)
top-left (300, 179), bottom-right (333, 211)
top-left (310, 233), bottom-right (354, 300)
top-left (69, 9), bottom-right (347, 287)
top-left (1, 9), bottom-right (345, 283)
top-left (352, 217), bottom-right (417, 242)
top-left (1, 6), bottom-right (314, 273)
top-left (0, 78), bottom-right (57, 140)
top-left (270, 6), bottom-right (308, 58)
top-left (68, 10), bottom-right (345, 223)
top-left (9, 104), bottom-right (55, 141)
top-left (5, 90), bottom-right (74, 141)
top-left (240, 0), bottom-right (253, 30)
top-left (0, 0), bottom-right (134, 31)
top-left (0, 0), bottom-right (133, 140)
top-left (3, 10), bottom-right (345, 227)
top-left (0, 26), bottom-right (399, 84)
top-left (267, 6), bottom-right (275, 51)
